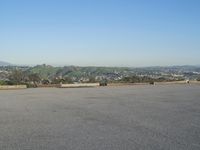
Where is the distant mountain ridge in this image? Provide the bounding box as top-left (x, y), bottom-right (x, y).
top-left (0, 61), bottom-right (12, 66)
top-left (27, 64), bottom-right (129, 79)
top-left (1, 63), bottom-right (200, 82)
top-left (25, 64), bottom-right (199, 81)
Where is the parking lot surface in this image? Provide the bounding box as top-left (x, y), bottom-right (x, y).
top-left (0, 85), bottom-right (200, 150)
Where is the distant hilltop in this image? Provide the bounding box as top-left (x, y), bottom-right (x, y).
top-left (1, 64), bottom-right (200, 84)
top-left (0, 61), bottom-right (12, 66)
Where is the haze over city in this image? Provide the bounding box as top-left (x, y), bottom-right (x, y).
top-left (1, 0), bottom-right (200, 66)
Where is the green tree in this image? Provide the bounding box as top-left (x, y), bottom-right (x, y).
top-left (51, 78), bottom-right (64, 84)
top-left (197, 76), bottom-right (200, 81)
top-left (63, 77), bottom-right (73, 84)
top-left (8, 70), bottom-right (26, 84)
top-left (88, 76), bottom-right (96, 83)
top-left (42, 79), bottom-right (50, 85)
top-left (28, 73), bottom-right (41, 87)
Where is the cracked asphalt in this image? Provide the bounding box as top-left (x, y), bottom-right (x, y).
top-left (0, 85), bottom-right (200, 150)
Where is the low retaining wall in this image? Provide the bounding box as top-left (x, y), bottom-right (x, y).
top-left (0, 85), bottom-right (27, 90)
top-left (108, 83), bottom-right (149, 86)
top-left (189, 81), bottom-right (200, 84)
top-left (60, 83), bottom-right (99, 88)
top-left (154, 81), bottom-right (200, 85)
top-left (108, 81), bottom-right (200, 86)
top-left (154, 81), bottom-right (186, 85)
top-left (37, 84), bottom-right (60, 88)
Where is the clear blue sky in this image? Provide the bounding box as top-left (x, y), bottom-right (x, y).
top-left (1, 0), bottom-right (200, 67)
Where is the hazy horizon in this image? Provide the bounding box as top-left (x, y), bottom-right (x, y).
top-left (1, 60), bottom-right (200, 68)
top-left (1, 0), bottom-right (200, 66)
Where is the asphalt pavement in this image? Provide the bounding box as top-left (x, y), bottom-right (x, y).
top-left (0, 85), bottom-right (200, 150)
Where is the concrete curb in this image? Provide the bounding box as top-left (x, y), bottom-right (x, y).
top-left (0, 85), bottom-right (27, 90)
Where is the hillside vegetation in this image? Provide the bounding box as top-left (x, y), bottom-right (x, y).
top-left (1, 64), bottom-right (200, 87)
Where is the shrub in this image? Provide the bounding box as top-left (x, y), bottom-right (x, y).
top-left (0, 80), bottom-right (6, 85)
top-left (149, 81), bottom-right (155, 85)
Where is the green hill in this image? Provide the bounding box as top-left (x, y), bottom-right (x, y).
top-left (29, 64), bottom-right (60, 79)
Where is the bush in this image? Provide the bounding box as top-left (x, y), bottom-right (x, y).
top-left (0, 80), bottom-right (25, 85)
top-left (149, 81), bottom-right (155, 85)
top-left (42, 79), bottom-right (50, 85)
top-left (88, 76), bottom-right (96, 83)
top-left (24, 83), bottom-right (36, 88)
top-left (0, 80), bottom-right (6, 85)
top-left (99, 79), bottom-right (108, 86)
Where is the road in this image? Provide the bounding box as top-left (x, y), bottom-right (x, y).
top-left (0, 85), bottom-right (200, 150)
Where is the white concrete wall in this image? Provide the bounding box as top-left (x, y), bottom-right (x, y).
top-left (0, 85), bottom-right (27, 90)
top-left (60, 83), bottom-right (99, 88)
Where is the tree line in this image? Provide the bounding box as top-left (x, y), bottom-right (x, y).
top-left (0, 70), bottom-right (74, 87)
